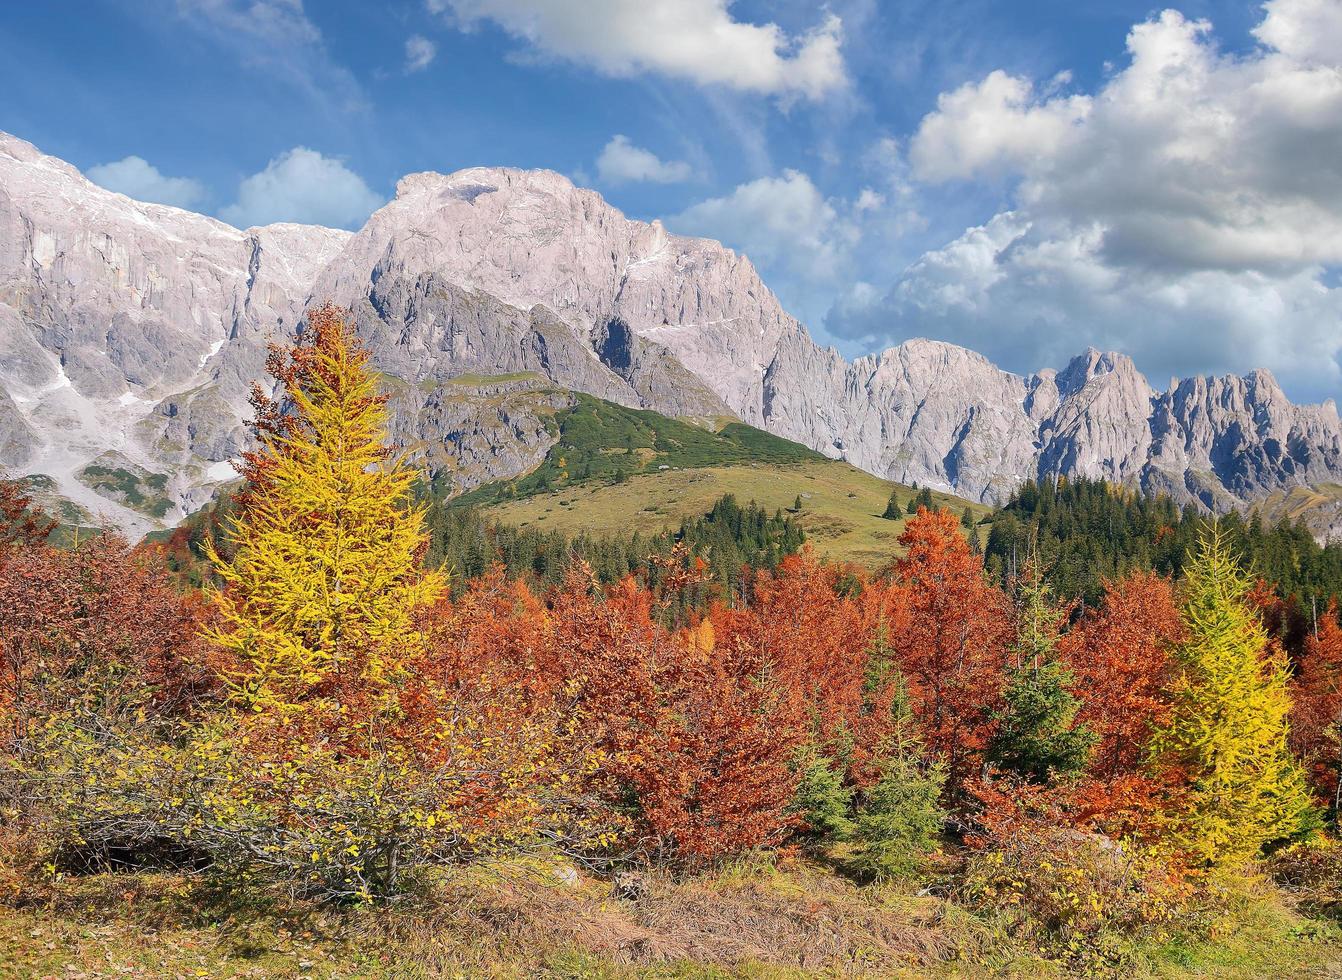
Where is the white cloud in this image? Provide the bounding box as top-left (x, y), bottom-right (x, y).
top-left (179, 0), bottom-right (320, 46)
top-left (86, 156), bottom-right (207, 210)
top-left (405, 34), bottom-right (437, 72)
top-left (854, 188), bottom-right (885, 213)
top-left (1253, 0), bottom-right (1342, 66)
top-left (172, 0), bottom-right (364, 113)
top-left (220, 148), bottom-right (383, 229)
top-left (670, 170), bottom-right (857, 285)
top-left (433, 0), bottom-right (846, 100)
top-left (840, 0), bottom-right (1342, 400)
top-left (879, 211), bottom-right (1342, 392)
top-left (909, 69), bottom-right (1091, 182)
top-left (595, 135), bottom-right (692, 184)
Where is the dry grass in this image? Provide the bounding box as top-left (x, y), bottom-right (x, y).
top-left (378, 857), bottom-right (975, 976)
top-left (3, 855), bottom-right (1339, 978)
top-left (0, 857), bottom-right (980, 978)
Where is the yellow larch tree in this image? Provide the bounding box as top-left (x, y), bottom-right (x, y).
top-left (205, 305), bottom-right (444, 710)
top-left (1151, 526), bottom-right (1313, 866)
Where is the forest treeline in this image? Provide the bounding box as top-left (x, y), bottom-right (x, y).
top-left (986, 476), bottom-right (1342, 604)
top-left (2, 307), bottom-right (1340, 972)
top-left (423, 494), bottom-right (804, 607)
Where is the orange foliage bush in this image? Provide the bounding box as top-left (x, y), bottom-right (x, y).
top-left (0, 532), bottom-right (210, 751)
top-left (0, 480), bottom-right (55, 565)
top-left (709, 550), bottom-right (912, 787)
top-left (412, 564), bottom-right (807, 861)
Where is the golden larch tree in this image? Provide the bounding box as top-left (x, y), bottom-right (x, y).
top-left (1151, 527), bottom-right (1312, 866)
top-left (205, 305), bottom-right (444, 709)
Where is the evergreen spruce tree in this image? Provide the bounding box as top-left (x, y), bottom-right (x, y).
top-left (205, 307), bottom-right (445, 709)
top-left (790, 744), bottom-right (855, 840)
top-left (988, 562), bottom-right (1095, 783)
top-left (882, 490), bottom-right (901, 520)
top-left (1152, 528), bottom-right (1314, 866)
top-left (849, 675), bottom-right (947, 880)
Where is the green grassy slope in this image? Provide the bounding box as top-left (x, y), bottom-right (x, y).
top-left (1251, 483), bottom-right (1342, 543)
top-left (481, 459), bottom-right (988, 569)
top-left (151, 390), bottom-right (990, 572)
top-left (449, 393), bottom-right (823, 507)
top-left (449, 394), bottom-right (990, 568)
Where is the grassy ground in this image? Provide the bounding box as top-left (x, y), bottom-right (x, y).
top-left (1251, 483), bottom-right (1342, 544)
top-left (452, 394), bottom-right (824, 510)
top-left (483, 459), bottom-right (991, 569)
top-left (2, 857), bottom-right (1338, 979)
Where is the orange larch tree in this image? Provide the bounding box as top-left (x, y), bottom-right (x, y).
top-left (886, 507), bottom-right (1012, 794)
top-left (1290, 603), bottom-right (1342, 816)
top-left (1061, 571), bottom-right (1184, 781)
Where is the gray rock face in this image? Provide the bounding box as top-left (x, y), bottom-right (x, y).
top-left (386, 374), bottom-right (573, 498)
top-left (0, 132), bottom-right (348, 536)
top-left (1, 131), bottom-right (1340, 538)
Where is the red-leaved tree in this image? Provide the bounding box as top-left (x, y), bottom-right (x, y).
top-left (1290, 603), bottom-right (1342, 815)
top-left (885, 508), bottom-right (1012, 795)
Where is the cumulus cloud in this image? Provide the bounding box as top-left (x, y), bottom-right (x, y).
top-left (220, 147), bottom-right (383, 229)
top-left (1253, 0), bottom-right (1342, 65)
top-left (432, 0), bottom-right (846, 100)
top-left (405, 34), bottom-right (437, 72)
top-left (838, 0), bottom-right (1342, 401)
top-left (86, 156), bottom-right (207, 210)
top-left (595, 135), bottom-right (692, 184)
top-left (670, 170), bottom-right (858, 286)
top-left (909, 70), bottom-right (1090, 182)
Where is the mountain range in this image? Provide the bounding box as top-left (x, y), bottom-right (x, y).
top-left (2, 130), bottom-right (1341, 541)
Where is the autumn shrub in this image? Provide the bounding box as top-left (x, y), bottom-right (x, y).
top-left (961, 825), bottom-right (1191, 971)
top-left (1060, 570), bottom-right (1182, 782)
top-left (1267, 837), bottom-right (1342, 921)
top-left (22, 670), bottom-right (600, 902)
top-left (1290, 604), bottom-right (1342, 818)
top-left (0, 532), bottom-right (210, 756)
top-left (545, 572), bottom-right (806, 861)
top-left (0, 479), bottom-right (55, 566)
top-left (0, 532), bottom-right (211, 873)
top-left (19, 708), bottom-right (201, 875)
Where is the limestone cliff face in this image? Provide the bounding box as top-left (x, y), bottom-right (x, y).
top-left (2, 131), bottom-right (1340, 536)
top-left (0, 133), bottom-right (349, 535)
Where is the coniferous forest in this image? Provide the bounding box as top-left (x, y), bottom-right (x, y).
top-left (3, 309), bottom-right (1341, 977)
top-left (985, 477), bottom-right (1342, 611)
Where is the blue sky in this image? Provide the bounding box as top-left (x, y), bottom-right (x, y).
top-left (3, 0), bottom-right (1340, 403)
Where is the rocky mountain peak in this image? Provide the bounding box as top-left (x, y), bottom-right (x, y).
top-left (2, 134), bottom-right (1341, 536)
top-left (1055, 348), bottom-right (1147, 396)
